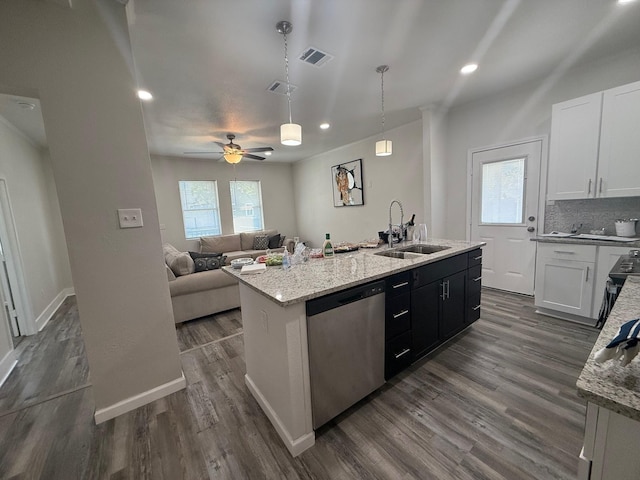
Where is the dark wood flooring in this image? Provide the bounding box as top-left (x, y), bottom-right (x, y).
top-left (0, 289), bottom-right (599, 479)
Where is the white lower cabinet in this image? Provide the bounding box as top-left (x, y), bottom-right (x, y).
top-left (581, 402), bottom-right (640, 480)
top-left (534, 244), bottom-right (596, 318)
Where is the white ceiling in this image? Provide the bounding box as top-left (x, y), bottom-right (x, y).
top-left (3, 0), bottom-right (640, 163)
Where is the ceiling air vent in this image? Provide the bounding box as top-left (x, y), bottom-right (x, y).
top-left (267, 80), bottom-right (298, 95)
top-left (299, 47), bottom-right (334, 68)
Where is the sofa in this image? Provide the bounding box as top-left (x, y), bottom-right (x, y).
top-left (163, 229), bottom-right (295, 324)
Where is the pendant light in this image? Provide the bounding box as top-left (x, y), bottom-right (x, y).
top-left (276, 20), bottom-right (302, 146)
top-left (375, 65), bottom-right (392, 156)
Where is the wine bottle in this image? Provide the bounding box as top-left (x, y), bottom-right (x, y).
top-left (322, 233), bottom-right (334, 258)
top-left (408, 214), bottom-right (415, 226)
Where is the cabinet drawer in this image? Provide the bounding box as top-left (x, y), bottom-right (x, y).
top-left (385, 331), bottom-right (412, 380)
top-left (467, 293), bottom-right (481, 324)
top-left (412, 254), bottom-right (467, 288)
top-left (385, 292), bottom-right (411, 340)
top-left (537, 243), bottom-right (596, 262)
top-left (468, 265), bottom-right (482, 296)
top-left (385, 271), bottom-right (411, 297)
top-left (468, 249), bottom-right (483, 268)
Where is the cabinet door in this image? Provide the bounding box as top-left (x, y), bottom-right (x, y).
top-left (597, 80), bottom-right (640, 198)
top-left (535, 256), bottom-right (595, 317)
top-left (411, 281), bottom-right (440, 360)
top-left (591, 246), bottom-right (631, 318)
top-left (440, 270), bottom-right (467, 338)
top-left (547, 92), bottom-right (602, 200)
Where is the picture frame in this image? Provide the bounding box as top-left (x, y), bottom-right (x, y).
top-left (331, 158), bottom-right (364, 207)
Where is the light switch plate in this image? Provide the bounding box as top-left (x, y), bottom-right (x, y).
top-left (118, 208), bottom-right (143, 228)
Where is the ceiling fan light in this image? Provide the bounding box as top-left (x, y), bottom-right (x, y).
top-left (376, 140), bottom-right (393, 156)
top-left (281, 122), bottom-right (302, 146)
top-left (224, 152), bottom-right (243, 164)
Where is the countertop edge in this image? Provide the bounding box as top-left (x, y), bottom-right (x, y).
top-left (532, 236), bottom-right (640, 247)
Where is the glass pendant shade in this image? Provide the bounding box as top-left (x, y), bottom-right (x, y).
top-left (375, 139), bottom-right (392, 156)
top-left (281, 122), bottom-right (302, 146)
top-left (224, 152), bottom-right (243, 164)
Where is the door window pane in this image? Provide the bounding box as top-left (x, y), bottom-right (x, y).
top-left (230, 181), bottom-right (264, 232)
top-left (179, 180), bottom-right (221, 238)
top-left (480, 158), bottom-right (525, 224)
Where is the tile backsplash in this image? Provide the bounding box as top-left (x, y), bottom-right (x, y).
top-left (544, 197), bottom-right (640, 235)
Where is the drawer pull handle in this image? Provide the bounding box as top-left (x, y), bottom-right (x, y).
top-left (393, 310), bottom-right (409, 319)
top-left (392, 281), bottom-right (409, 289)
top-left (588, 178), bottom-right (592, 194)
top-left (474, 255), bottom-right (482, 261)
top-left (586, 266), bottom-right (589, 282)
top-left (394, 348), bottom-right (411, 359)
top-left (553, 250), bottom-right (575, 254)
top-left (473, 305), bottom-right (481, 311)
top-left (473, 276), bottom-right (482, 282)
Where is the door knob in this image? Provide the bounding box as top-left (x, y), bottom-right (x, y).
top-left (528, 216), bottom-right (535, 222)
top-left (527, 227), bottom-right (535, 232)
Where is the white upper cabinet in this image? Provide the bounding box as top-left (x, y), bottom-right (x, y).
top-left (597, 80), bottom-right (640, 198)
top-left (547, 92), bottom-right (603, 200)
top-left (547, 80), bottom-right (640, 200)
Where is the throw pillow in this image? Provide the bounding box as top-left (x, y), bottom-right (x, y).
top-left (268, 234), bottom-right (282, 249)
top-left (163, 244), bottom-right (195, 276)
top-left (189, 252), bottom-right (227, 272)
top-left (279, 235), bottom-right (286, 247)
top-left (253, 234), bottom-right (270, 250)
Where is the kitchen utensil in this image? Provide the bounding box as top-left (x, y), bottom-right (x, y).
top-left (615, 219), bottom-right (638, 237)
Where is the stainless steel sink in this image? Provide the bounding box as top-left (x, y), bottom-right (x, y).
top-left (397, 244), bottom-right (450, 254)
top-left (374, 244), bottom-right (450, 258)
top-left (374, 250), bottom-right (410, 259)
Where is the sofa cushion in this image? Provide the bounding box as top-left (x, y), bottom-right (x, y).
top-left (168, 269), bottom-right (238, 297)
top-left (200, 234), bottom-right (241, 254)
top-left (163, 243), bottom-right (195, 276)
top-left (189, 252), bottom-right (227, 272)
top-left (240, 229), bottom-right (277, 251)
top-left (253, 234), bottom-right (270, 250)
top-left (166, 264), bottom-right (176, 281)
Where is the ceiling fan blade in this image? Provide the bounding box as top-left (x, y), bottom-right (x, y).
top-left (214, 142), bottom-right (227, 149)
top-left (243, 146), bottom-right (274, 153)
top-left (242, 153), bottom-right (265, 161)
top-left (183, 151), bottom-right (223, 155)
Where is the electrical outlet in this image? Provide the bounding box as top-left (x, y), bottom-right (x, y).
top-left (118, 208), bottom-right (143, 228)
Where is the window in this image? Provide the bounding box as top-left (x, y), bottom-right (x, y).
top-left (179, 180), bottom-right (221, 239)
top-left (230, 181), bottom-right (264, 232)
top-left (480, 157), bottom-right (525, 224)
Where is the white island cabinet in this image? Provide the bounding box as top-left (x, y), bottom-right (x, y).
top-left (223, 239), bottom-right (484, 456)
top-left (547, 80), bottom-right (640, 200)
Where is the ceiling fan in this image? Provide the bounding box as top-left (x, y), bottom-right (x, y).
top-left (184, 134), bottom-right (274, 164)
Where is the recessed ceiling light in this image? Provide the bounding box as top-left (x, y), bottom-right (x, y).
top-left (320, 123), bottom-right (330, 130)
top-left (16, 101), bottom-right (36, 110)
top-left (137, 90), bottom-right (153, 101)
top-left (264, 151), bottom-right (272, 156)
top-left (460, 63), bottom-right (478, 75)
top-left (618, 0), bottom-right (636, 4)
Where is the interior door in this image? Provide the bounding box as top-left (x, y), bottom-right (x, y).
top-left (470, 140), bottom-right (542, 295)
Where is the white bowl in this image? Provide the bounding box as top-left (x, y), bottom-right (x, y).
top-left (231, 257), bottom-right (254, 269)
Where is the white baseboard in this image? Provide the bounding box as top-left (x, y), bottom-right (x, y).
top-left (36, 287), bottom-right (75, 332)
top-left (0, 349), bottom-right (17, 388)
top-left (245, 374), bottom-right (315, 457)
top-left (94, 372), bottom-right (186, 424)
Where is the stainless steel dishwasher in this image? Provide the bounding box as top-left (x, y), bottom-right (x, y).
top-left (306, 280), bottom-right (386, 429)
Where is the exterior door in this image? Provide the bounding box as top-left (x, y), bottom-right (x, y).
top-left (0, 239), bottom-right (20, 338)
top-left (470, 140), bottom-right (542, 295)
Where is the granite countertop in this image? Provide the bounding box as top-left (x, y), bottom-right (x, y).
top-left (223, 238), bottom-right (484, 307)
top-left (532, 235), bottom-right (640, 248)
top-left (577, 276), bottom-right (640, 421)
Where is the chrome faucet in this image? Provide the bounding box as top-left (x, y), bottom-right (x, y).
top-left (388, 199), bottom-right (404, 248)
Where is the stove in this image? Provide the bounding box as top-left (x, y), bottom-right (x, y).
top-left (609, 249), bottom-right (640, 284)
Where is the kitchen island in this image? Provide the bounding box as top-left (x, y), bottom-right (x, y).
top-left (576, 276), bottom-right (640, 479)
top-left (223, 238), bottom-right (484, 456)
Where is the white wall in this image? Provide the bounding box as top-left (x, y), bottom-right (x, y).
top-left (292, 120), bottom-right (423, 247)
top-left (0, 0), bottom-right (183, 415)
top-left (0, 116), bottom-right (73, 331)
top-left (444, 46), bottom-right (640, 239)
top-left (151, 155), bottom-right (298, 252)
